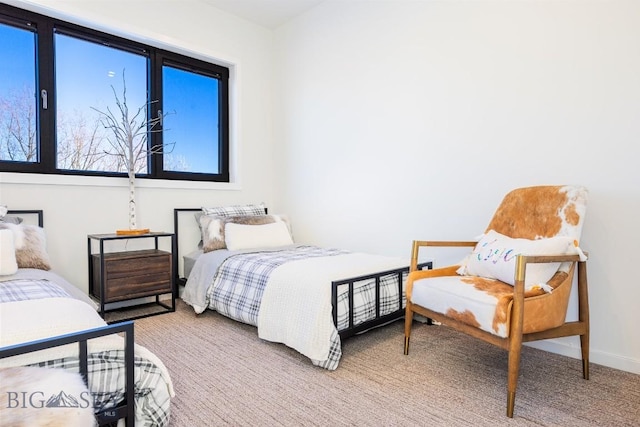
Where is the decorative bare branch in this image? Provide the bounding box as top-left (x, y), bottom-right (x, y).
top-left (91, 70), bottom-right (174, 229)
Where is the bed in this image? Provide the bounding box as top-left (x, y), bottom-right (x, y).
top-left (0, 209), bottom-right (174, 426)
top-left (174, 205), bottom-right (431, 370)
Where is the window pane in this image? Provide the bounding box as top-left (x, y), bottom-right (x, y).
top-left (0, 22), bottom-right (38, 163)
top-left (162, 65), bottom-right (219, 174)
top-left (55, 33), bottom-right (148, 173)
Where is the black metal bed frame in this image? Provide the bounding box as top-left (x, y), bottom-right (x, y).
top-left (5, 209), bottom-right (44, 226)
top-left (0, 322), bottom-right (136, 427)
top-left (1, 210), bottom-right (135, 426)
top-left (173, 208), bottom-right (202, 287)
top-left (173, 208), bottom-right (432, 339)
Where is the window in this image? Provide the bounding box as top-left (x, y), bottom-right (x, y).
top-left (0, 4), bottom-right (229, 182)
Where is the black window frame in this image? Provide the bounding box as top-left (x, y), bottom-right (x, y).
top-left (0, 3), bottom-right (230, 182)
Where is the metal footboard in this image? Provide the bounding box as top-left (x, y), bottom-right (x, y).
top-left (332, 261), bottom-right (432, 340)
top-left (0, 321), bottom-right (136, 427)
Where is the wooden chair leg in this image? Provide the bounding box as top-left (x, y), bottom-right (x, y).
top-left (580, 332), bottom-right (590, 380)
top-left (577, 260), bottom-right (590, 380)
top-left (404, 304), bottom-right (414, 355)
top-left (506, 338), bottom-right (523, 418)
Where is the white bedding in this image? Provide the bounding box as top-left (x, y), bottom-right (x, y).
top-left (0, 296), bottom-right (173, 395)
top-left (258, 252), bottom-right (407, 361)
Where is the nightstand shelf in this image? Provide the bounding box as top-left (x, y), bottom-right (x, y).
top-left (88, 232), bottom-right (176, 322)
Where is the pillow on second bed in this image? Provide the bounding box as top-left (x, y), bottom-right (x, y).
top-left (200, 214), bottom-right (277, 252)
top-left (201, 203), bottom-right (267, 217)
top-left (195, 203), bottom-right (268, 250)
top-left (225, 221), bottom-right (294, 251)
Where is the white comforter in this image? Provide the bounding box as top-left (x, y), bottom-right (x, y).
top-left (257, 252), bottom-right (407, 363)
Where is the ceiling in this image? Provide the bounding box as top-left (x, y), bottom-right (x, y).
top-left (199, 0), bottom-right (325, 29)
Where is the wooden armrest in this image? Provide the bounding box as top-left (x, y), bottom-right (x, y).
top-left (513, 253), bottom-right (587, 291)
top-left (518, 253), bottom-right (586, 265)
top-left (410, 240), bottom-right (477, 272)
top-left (412, 240), bottom-right (478, 248)
top-left (408, 265), bottom-right (460, 281)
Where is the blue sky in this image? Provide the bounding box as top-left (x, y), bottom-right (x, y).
top-left (0, 23), bottom-right (35, 95)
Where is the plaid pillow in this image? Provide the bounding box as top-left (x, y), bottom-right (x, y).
top-left (201, 203), bottom-right (266, 217)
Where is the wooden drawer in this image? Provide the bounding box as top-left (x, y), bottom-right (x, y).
top-left (92, 249), bottom-right (172, 303)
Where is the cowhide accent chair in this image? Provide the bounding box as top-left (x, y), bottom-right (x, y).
top-left (404, 185), bottom-right (589, 417)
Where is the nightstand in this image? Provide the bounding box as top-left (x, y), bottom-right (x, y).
top-left (88, 232), bottom-right (176, 322)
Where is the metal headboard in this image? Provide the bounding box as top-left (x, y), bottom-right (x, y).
top-left (6, 209), bottom-right (44, 227)
top-left (173, 208), bottom-right (202, 286)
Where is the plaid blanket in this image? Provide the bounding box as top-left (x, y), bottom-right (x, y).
top-left (31, 350), bottom-right (170, 426)
top-left (0, 279), bottom-right (70, 303)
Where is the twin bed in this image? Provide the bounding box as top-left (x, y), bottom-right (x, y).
top-left (0, 210), bottom-right (173, 426)
top-left (174, 205), bottom-right (431, 370)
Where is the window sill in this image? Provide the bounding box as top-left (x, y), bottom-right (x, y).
top-left (0, 172), bottom-right (241, 191)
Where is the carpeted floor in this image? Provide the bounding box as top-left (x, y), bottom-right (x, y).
top-left (133, 300), bottom-right (640, 426)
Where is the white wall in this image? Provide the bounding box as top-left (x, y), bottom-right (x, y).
top-left (0, 0), bottom-right (278, 289)
top-left (273, 1), bottom-right (640, 374)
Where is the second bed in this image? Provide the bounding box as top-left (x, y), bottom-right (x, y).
top-left (175, 206), bottom-right (431, 370)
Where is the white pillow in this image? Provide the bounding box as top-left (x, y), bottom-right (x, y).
top-left (224, 221), bottom-right (293, 251)
top-left (199, 214), bottom-right (277, 253)
top-left (457, 229), bottom-right (579, 287)
top-left (0, 229), bottom-right (18, 275)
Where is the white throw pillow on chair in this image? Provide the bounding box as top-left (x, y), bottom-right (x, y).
top-left (456, 229), bottom-right (583, 288)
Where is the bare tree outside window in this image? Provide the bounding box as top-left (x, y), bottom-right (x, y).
top-left (0, 86), bottom-right (37, 162)
top-left (57, 110), bottom-right (114, 171)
